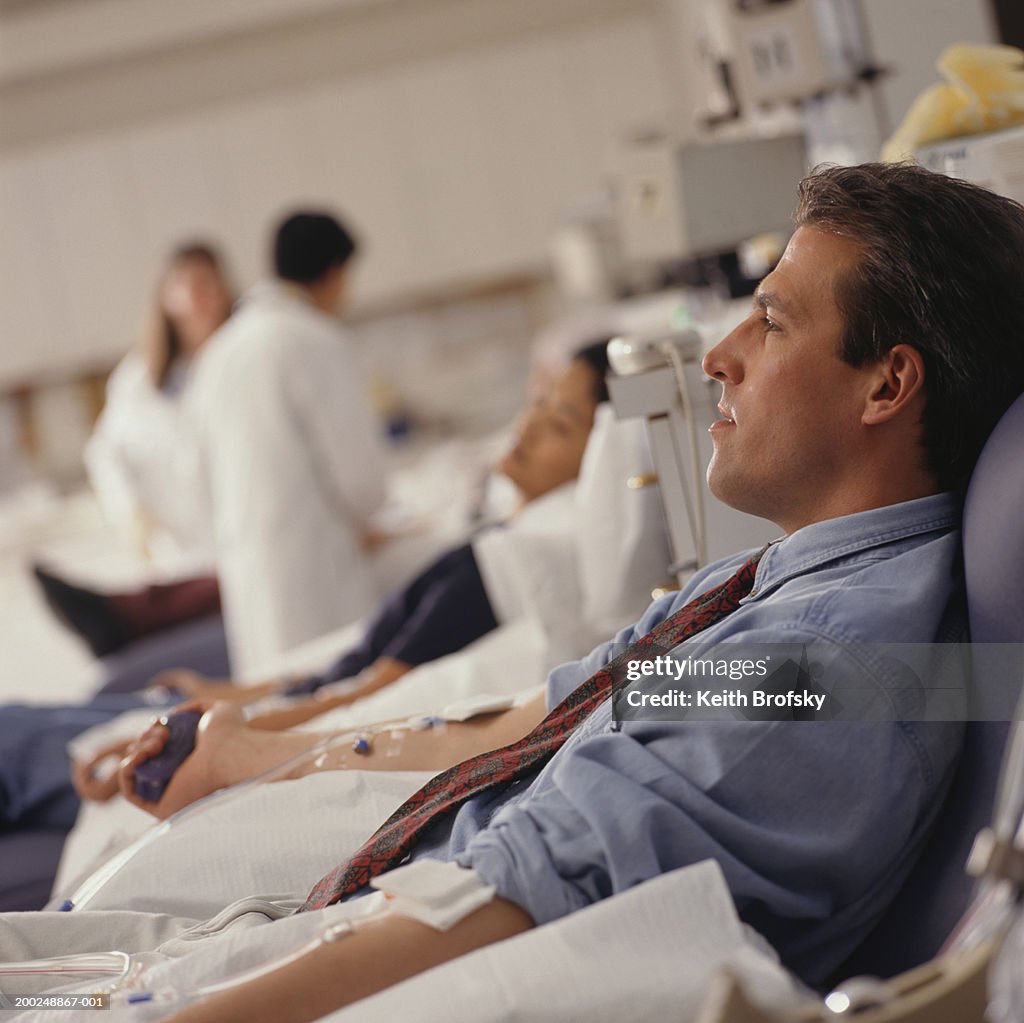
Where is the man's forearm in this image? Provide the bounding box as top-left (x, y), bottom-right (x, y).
top-left (163, 898), bottom-right (534, 1023)
top-left (121, 692), bottom-right (549, 817)
top-left (293, 690), bottom-right (547, 775)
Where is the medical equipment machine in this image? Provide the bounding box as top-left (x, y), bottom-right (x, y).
top-left (607, 329), bottom-right (710, 581)
top-left (724, 0), bottom-right (873, 108)
top-left (917, 123), bottom-right (1024, 206)
top-left (612, 131), bottom-right (807, 267)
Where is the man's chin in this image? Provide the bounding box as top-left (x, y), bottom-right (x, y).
top-left (705, 460), bottom-right (729, 503)
top-left (706, 468), bottom-right (758, 519)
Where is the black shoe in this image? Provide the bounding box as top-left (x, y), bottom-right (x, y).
top-left (31, 564), bottom-right (133, 658)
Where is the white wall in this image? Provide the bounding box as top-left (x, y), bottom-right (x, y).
top-left (0, 0), bottom-right (1003, 390)
top-left (0, 0), bottom-right (675, 387)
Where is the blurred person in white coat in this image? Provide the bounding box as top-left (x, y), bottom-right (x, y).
top-left (84, 242), bottom-right (234, 573)
top-left (187, 211), bottom-right (387, 676)
top-left (32, 245), bottom-right (234, 663)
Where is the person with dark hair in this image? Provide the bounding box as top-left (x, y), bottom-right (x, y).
top-left (793, 162), bottom-right (1024, 495)
top-left (185, 208), bottom-right (386, 676)
top-left (564, 340), bottom-right (611, 405)
top-left (5, 163), bottom-right (1023, 1021)
top-left (33, 345), bottom-right (611, 676)
top-left (694, 163), bottom-right (1024, 543)
top-left (273, 212), bottom-right (358, 284)
top-left (0, 343), bottom-right (627, 908)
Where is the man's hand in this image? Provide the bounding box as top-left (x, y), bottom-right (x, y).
top-left (70, 738), bottom-right (133, 802)
top-left (115, 702), bottom-right (324, 818)
top-left (116, 701), bottom-right (215, 817)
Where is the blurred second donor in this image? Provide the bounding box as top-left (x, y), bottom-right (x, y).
top-left (187, 211), bottom-right (387, 675)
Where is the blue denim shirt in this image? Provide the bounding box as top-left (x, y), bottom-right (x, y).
top-left (426, 494), bottom-right (963, 984)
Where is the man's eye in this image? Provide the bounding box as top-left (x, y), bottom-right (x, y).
top-left (763, 315), bottom-right (780, 333)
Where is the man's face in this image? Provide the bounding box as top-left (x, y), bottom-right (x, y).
top-left (701, 226), bottom-right (881, 534)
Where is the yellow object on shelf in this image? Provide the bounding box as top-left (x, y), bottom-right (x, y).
top-left (882, 44), bottom-right (1024, 162)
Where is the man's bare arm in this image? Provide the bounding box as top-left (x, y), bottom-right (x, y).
top-left (163, 898), bottom-right (534, 1023)
top-left (118, 691), bottom-right (548, 817)
top-left (295, 691), bottom-right (546, 775)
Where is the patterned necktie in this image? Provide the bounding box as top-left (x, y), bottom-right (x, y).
top-left (301, 548), bottom-right (765, 911)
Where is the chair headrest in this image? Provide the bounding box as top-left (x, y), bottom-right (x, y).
top-left (964, 391), bottom-right (1024, 643)
top-left (574, 404), bottom-right (671, 636)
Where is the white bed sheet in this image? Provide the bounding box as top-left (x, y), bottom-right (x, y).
top-left (326, 861), bottom-right (808, 1023)
top-left (53, 616), bottom-right (549, 900)
top-left (10, 861), bottom-right (809, 1023)
top-left (54, 770), bottom-right (429, 918)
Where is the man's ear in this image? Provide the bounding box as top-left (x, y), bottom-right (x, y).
top-left (862, 344), bottom-right (926, 425)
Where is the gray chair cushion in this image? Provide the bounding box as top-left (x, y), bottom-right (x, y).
top-left (829, 391), bottom-right (1024, 982)
top-left (0, 830), bottom-right (67, 911)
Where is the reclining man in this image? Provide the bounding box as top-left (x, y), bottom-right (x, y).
top-left (5, 162), bottom-right (1024, 1023)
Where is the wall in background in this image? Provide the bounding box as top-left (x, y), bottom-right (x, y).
top-left (0, 0), bottom-right (674, 387)
top-left (0, 0), bottom-right (1002, 484)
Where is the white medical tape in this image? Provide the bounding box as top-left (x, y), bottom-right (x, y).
top-left (370, 860), bottom-right (496, 931)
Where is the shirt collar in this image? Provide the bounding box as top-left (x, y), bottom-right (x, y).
top-left (749, 492), bottom-right (960, 600)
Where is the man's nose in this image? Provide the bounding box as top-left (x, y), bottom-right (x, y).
top-left (701, 326), bottom-right (744, 384)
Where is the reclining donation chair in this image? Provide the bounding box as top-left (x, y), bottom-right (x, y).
top-left (700, 389), bottom-right (1024, 1021)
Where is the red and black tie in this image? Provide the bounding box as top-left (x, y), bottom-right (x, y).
top-left (301, 549), bottom-right (765, 911)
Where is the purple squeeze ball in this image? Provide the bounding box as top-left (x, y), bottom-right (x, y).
top-left (133, 710), bottom-right (203, 803)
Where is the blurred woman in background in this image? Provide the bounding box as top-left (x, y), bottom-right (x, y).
top-left (34, 243), bottom-right (234, 661)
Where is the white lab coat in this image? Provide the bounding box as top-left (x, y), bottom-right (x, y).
top-left (187, 282), bottom-right (387, 675)
top-left (84, 352), bottom-right (215, 574)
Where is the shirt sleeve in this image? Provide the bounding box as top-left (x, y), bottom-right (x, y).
top-left (457, 628), bottom-right (961, 981)
top-left (376, 544), bottom-right (498, 667)
top-left (293, 544), bottom-right (498, 693)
